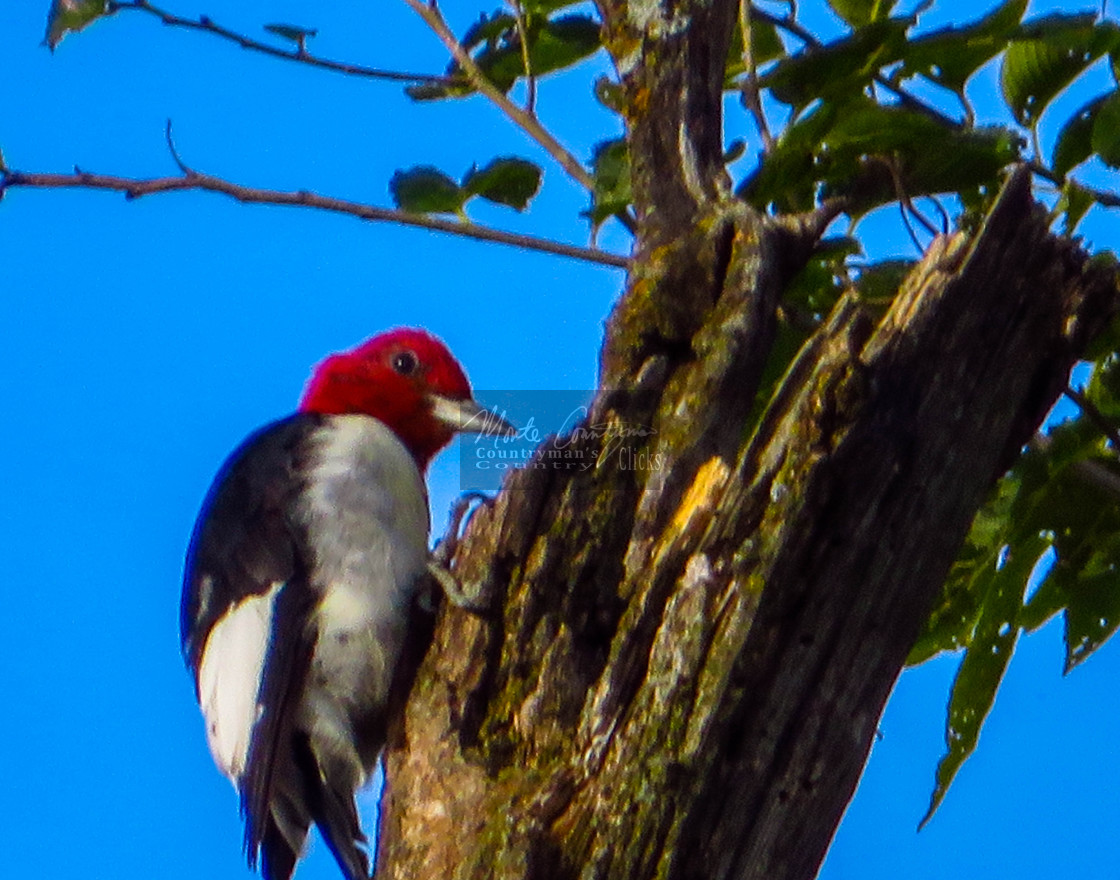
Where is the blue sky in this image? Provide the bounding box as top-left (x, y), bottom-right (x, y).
top-left (2, 1), bottom-right (1118, 879)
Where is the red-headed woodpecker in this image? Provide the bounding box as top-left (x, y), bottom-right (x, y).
top-left (180, 328), bottom-right (513, 880)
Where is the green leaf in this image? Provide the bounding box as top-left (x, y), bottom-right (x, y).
top-left (406, 77), bottom-right (473, 102)
top-left (1000, 18), bottom-right (1119, 126)
top-left (1056, 180), bottom-right (1096, 235)
top-left (827, 0), bottom-right (896, 28)
top-left (463, 157), bottom-right (542, 210)
top-left (585, 138), bottom-right (632, 228)
top-left (908, 473), bottom-right (1021, 665)
top-left (43, 0), bottom-right (107, 50)
top-left (723, 139), bottom-right (746, 164)
top-left (389, 166), bottom-right (466, 214)
top-left (747, 316), bottom-right (820, 430)
top-left (739, 101), bottom-right (843, 212)
top-left (1012, 402), bottom-right (1120, 664)
top-left (898, 0), bottom-right (1028, 94)
top-left (1059, 537), bottom-right (1120, 671)
top-left (747, 16), bottom-right (784, 65)
top-left (725, 16), bottom-right (786, 84)
top-left (1036, 365), bottom-right (1120, 670)
top-left (743, 96), bottom-right (1020, 216)
top-left (527, 15), bottom-right (601, 76)
top-left (855, 259), bottom-right (916, 305)
top-left (520, 0), bottom-right (586, 14)
top-left (782, 236), bottom-right (860, 319)
top-left (818, 102), bottom-right (1020, 215)
top-left (594, 75), bottom-right (626, 113)
top-left (462, 10), bottom-right (518, 50)
top-left (1015, 12), bottom-right (1098, 40)
top-left (407, 9), bottom-right (517, 99)
top-left (410, 11), bottom-right (601, 100)
top-left (1090, 349), bottom-right (1120, 412)
top-left (920, 532), bottom-right (1048, 828)
top-left (1091, 91), bottom-right (1120, 168)
top-left (914, 381), bottom-right (1120, 821)
top-left (264, 23), bottom-right (318, 43)
top-left (1053, 93), bottom-right (1111, 176)
top-left (907, 555), bottom-right (986, 665)
top-left (1027, 491), bottom-right (1120, 672)
top-left (760, 19), bottom-right (910, 111)
top-left (1083, 297), bottom-right (1120, 362)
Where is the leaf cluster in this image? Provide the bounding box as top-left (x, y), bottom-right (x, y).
top-left (909, 318), bottom-right (1120, 824)
top-left (736, 0), bottom-right (1120, 236)
top-left (390, 158), bottom-right (542, 216)
top-left (405, 1), bottom-right (599, 100)
top-left (44, 0), bottom-right (107, 49)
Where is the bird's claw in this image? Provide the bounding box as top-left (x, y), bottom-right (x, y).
top-left (424, 491), bottom-right (497, 616)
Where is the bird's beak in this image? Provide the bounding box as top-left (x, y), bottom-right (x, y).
top-left (429, 394), bottom-right (517, 437)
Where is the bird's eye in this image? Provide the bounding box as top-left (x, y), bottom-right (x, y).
top-left (391, 350), bottom-right (419, 376)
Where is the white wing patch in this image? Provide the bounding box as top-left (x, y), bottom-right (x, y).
top-left (197, 582), bottom-right (282, 781)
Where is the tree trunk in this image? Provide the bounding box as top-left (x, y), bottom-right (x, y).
top-left (377, 5), bottom-right (1119, 880)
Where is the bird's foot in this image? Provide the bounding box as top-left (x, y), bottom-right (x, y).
top-left (423, 491), bottom-right (496, 616)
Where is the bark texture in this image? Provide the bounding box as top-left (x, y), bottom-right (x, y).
top-left (376, 3), bottom-right (1120, 879)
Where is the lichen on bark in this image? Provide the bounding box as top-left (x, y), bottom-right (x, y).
top-left (376, 2), bottom-right (1119, 877)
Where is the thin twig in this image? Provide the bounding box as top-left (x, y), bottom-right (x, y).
top-left (107, 0), bottom-right (455, 85)
top-left (902, 195), bottom-right (938, 238)
top-left (879, 155), bottom-right (937, 250)
top-left (1029, 160), bottom-right (1120, 209)
top-left (780, 195), bottom-right (849, 242)
top-left (0, 167), bottom-right (630, 269)
top-left (1029, 126), bottom-right (1043, 169)
top-left (926, 195), bottom-right (950, 234)
top-left (510, 0), bottom-right (537, 115)
top-left (402, 0), bottom-right (638, 235)
top-left (959, 89), bottom-right (976, 128)
top-left (164, 119), bottom-right (194, 175)
top-left (401, 0), bottom-right (594, 193)
top-left (1064, 386), bottom-right (1120, 452)
top-left (1032, 432), bottom-right (1120, 499)
top-left (738, 3), bottom-right (773, 151)
top-left (897, 199), bottom-right (924, 254)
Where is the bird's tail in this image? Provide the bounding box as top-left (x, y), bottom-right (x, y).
top-left (258, 798), bottom-right (308, 880)
top-left (245, 734), bottom-right (369, 880)
top-left (293, 730), bottom-right (371, 880)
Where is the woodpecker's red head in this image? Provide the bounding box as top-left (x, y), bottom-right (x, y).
top-left (299, 328), bottom-right (514, 469)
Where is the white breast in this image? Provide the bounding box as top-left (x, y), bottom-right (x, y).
top-left (297, 415), bottom-right (431, 781)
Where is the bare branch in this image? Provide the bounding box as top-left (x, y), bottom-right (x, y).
top-left (927, 195), bottom-right (951, 235)
top-left (898, 199), bottom-right (924, 254)
top-left (0, 166), bottom-right (630, 269)
top-left (107, 0), bottom-right (456, 85)
top-left (400, 0), bottom-right (594, 193)
top-left (1029, 160), bottom-right (1120, 209)
top-left (1073, 458), bottom-right (1120, 501)
top-left (1065, 385), bottom-right (1120, 453)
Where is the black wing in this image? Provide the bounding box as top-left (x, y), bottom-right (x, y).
top-left (181, 413), bottom-right (326, 879)
top-left (181, 413), bottom-right (320, 676)
top-left (242, 575), bottom-right (319, 880)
